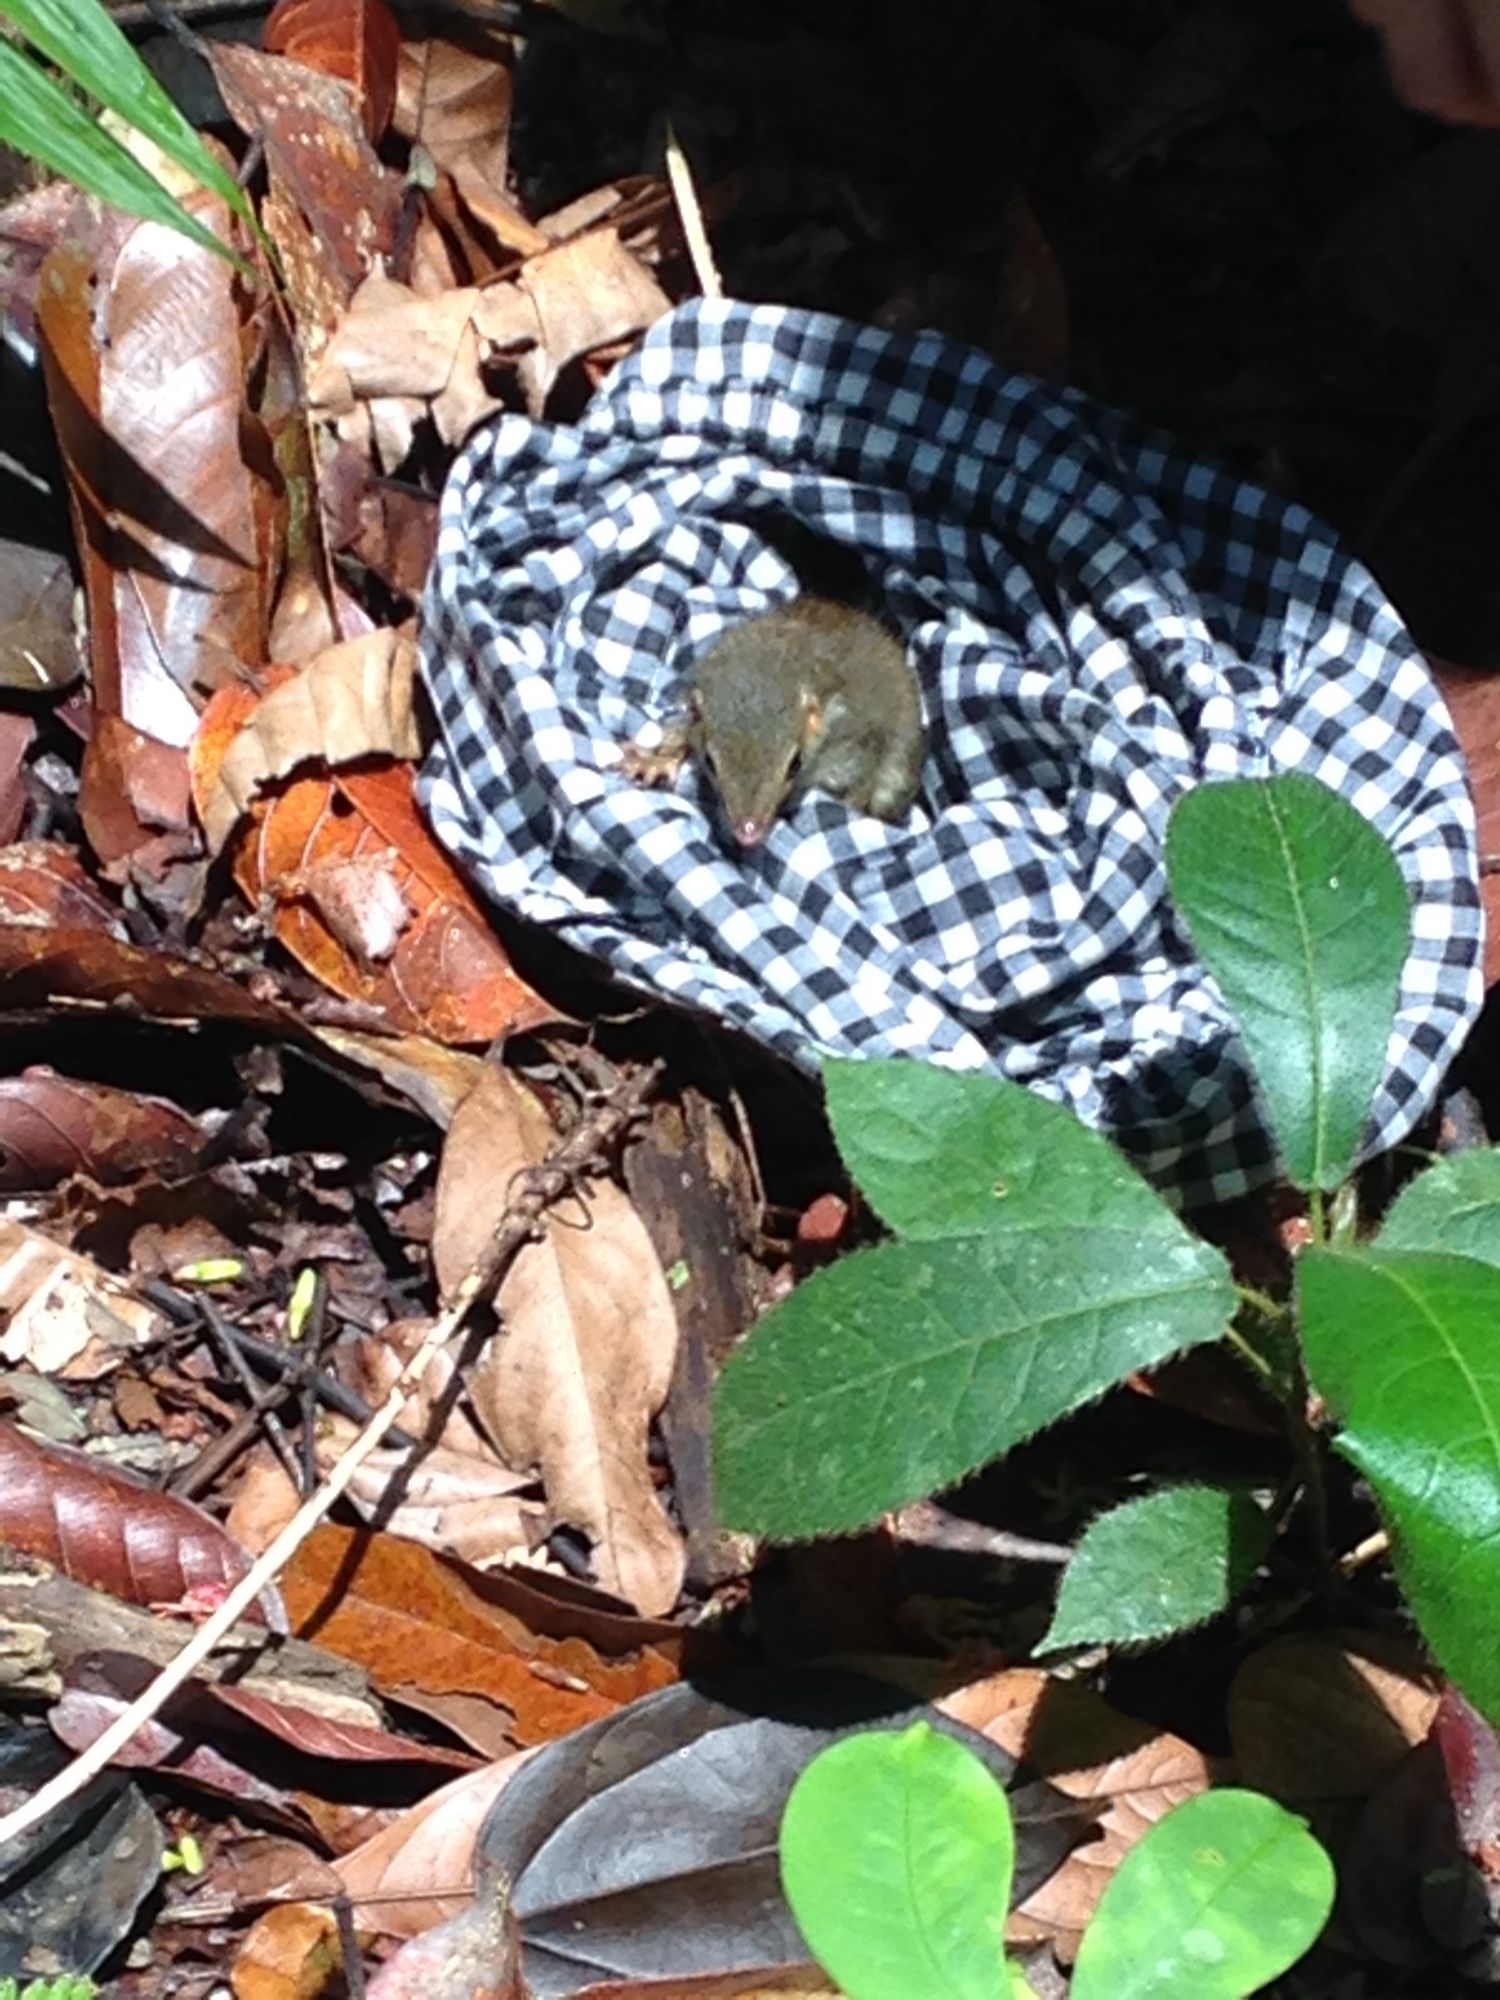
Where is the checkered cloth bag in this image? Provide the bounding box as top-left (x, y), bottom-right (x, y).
top-left (418, 299), bottom-right (1483, 1205)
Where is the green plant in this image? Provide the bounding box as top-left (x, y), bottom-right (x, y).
top-left (0, 1977), bottom-right (97, 2000)
top-left (0, 0), bottom-right (255, 268)
top-left (714, 770), bottom-right (1500, 1722)
top-left (779, 1722), bottom-right (1335, 2000)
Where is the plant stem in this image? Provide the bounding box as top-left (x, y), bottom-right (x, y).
top-left (1234, 1283), bottom-right (1289, 1322)
top-left (1222, 1321), bottom-right (1277, 1384)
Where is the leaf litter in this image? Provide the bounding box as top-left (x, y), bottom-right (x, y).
top-left (0, 1), bottom-right (1498, 1995)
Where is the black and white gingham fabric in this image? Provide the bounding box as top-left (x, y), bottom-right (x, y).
top-left (418, 299), bottom-right (1484, 1206)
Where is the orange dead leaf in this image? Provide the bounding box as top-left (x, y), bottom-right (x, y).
top-left (265, 0), bottom-right (402, 143)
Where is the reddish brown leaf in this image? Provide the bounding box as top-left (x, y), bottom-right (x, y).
top-left (210, 42), bottom-right (403, 322)
top-left (79, 717), bottom-right (193, 875)
top-left (280, 1524), bottom-right (675, 1748)
top-left (0, 1068), bottom-right (206, 1190)
top-left (191, 675), bottom-right (555, 1044)
top-left (213, 1682), bottom-right (479, 1769)
top-left (0, 713), bottom-right (34, 848)
top-left (266, 0), bottom-right (403, 143)
top-left (0, 923), bottom-right (309, 1039)
top-left (0, 1419), bottom-right (286, 1627)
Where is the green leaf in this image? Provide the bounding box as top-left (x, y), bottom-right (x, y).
top-left (824, 1057), bottom-right (1176, 1242)
top-left (780, 1721), bottom-right (1013, 2000)
top-left (1299, 1246), bottom-right (1500, 1723)
top-left (1166, 773), bottom-right (1408, 1192)
top-left (1, 0), bottom-right (250, 222)
top-left (1070, 1789), bottom-right (1334, 2000)
top-left (714, 1224), bottom-right (1233, 1538)
top-left (1044, 1484), bottom-right (1273, 1651)
top-left (1379, 1149), bottom-right (1500, 1269)
top-left (0, 37), bottom-right (240, 267)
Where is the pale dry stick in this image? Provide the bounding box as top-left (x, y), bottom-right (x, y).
top-left (0, 1059), bottom-right (664, 1853)
top-left (663, 119), bottom-right (723, 302)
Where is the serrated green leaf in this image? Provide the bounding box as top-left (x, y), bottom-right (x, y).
top-left (1299, 1246), bottom-right (1500, 1724)
top-left (781, 1721), bottom-right (1013, 2000)
top-left (1044, 1484), bottom-right (1272, 1651)
top-left (1166, 773), bottom-right (1408, 1192)
top-left (1379, 1149), bottom-right (1500, 1268)
top-left (1, 0), bottom-right (249, 221)
top-left (0, 37), bottom-right (239, 267)
top-left (714, 1225), bottom-right (1233, 1538)
top-left (1070, 1789), bottom-right (1333, 1999)
top-left (824, 1057), bottom-right (1176, 1242)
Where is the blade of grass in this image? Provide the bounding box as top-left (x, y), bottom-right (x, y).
top-left (1, 0), bottom-right (251, 225)
top-left (0, 37), bottom-right (249, 272)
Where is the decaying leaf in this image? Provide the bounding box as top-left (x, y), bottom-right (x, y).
top-left (364, 1855), bottom-right (526, 2000)
top-left (231, 1900), bottom-right (342, 2000)
top-left (0, 1219), bottom-right (166, 1374)
top-left (0, 1070), bottom-right (207, 1192)
top-left (435, 1066), bottom-right (685, 1615)
top-left (0, 536), bottom-right (78, 693)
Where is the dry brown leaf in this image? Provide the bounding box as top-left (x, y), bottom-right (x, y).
top-left (307, 1027), bottom-right (488, 1128)
top-left (512, 230), bottom-right (670, 413)
top-left (363, 1856), bottom-right (525, 2000)
top-left (314, 1414), bottom-right (540, 1567)
top-left (265, 0), bottom-right (402, 143)
top-left (197, 630), bottom-right (419, 853)
top-left (37, 209), bottom-right (273, 742)
top-left (337, 1752), bottom-right (533, 1937)
top-left (231, 1900), bottom-right (342, 2000)
top-left (1228, 1628), bottom-right (1440, 1805)
top-left (395, 37), bottom-right (515, 216)
top-left (939, 1667), bottom-right (1213, 1954)
top-left (434, 1066), bottom-right (684, 1615)
top-left (0, 1217), bottom-right (165, 1375)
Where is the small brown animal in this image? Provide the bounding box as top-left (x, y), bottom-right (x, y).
top-left (681, 597), bottom-right (927, 847)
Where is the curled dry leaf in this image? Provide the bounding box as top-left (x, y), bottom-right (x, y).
top-left (0, 1069), bottom-right (206, 1192)
top-left (37, 208), bottom-right (274, 745)
top-left (192, 631), bottom-right (420, 854)
top-left (0, 1218), bottom-right (166, 1374)
top-left (191, 671), bottom-right (553, 1044)
top-left (337, 1751), bottom-right (535, 1937)
top-left (310, 228), bottom-right (669, 440)
top-left (1228, 1628), bottom-right (1440, 1804)
top-left (265, 0), bottom-right (403, 143)
top-left (0, 1418), bottom-right (286, 1628)
top-left (939, 1667), bottom-right (1214, 1955)
top-left (313, 1413), bottom-right (541, 1570)
top-left (435, 1066), bottom-right (685, 1615)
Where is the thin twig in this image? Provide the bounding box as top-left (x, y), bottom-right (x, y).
top-left (200, 1305), bottom-right (304, 1495)
top-left (0, 1060), bottom-right (663, 1851)
top-left (663, 119), bottom-right (723, 302)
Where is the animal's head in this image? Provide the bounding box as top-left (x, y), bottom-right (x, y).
top-left (692, 667), bottom-right (825, 847)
